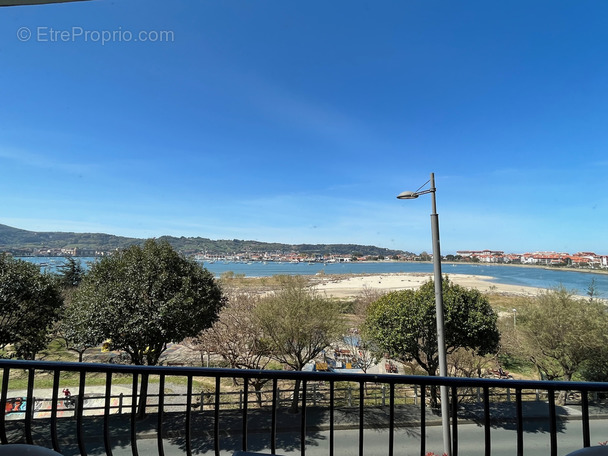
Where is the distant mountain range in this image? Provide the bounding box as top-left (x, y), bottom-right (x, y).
top-left (0, 224), bottom-right (408, 257)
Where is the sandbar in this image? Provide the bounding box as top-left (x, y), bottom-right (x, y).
top-left (312, 272), bottom-right (541, 298)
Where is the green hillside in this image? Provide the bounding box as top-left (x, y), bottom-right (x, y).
top-left (0, 224), bottom-right (408, 257)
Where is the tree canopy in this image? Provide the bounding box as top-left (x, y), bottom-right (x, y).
top-left (68, 240), bottom-right (225, 366)
top-left (363, 277), bottom-right (500, 377)
top-left (0, 253), bottom-right (63, 359)
top-left (517, 286), bottom-right (608, 390)
top-left (56, 256), bottom-right (85, 288)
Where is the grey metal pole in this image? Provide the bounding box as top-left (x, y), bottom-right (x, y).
top-left (429, 172), bottom-right (452, 456)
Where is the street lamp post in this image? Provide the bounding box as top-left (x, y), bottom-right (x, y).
top-left (397, 172), bottom-right (451, 456)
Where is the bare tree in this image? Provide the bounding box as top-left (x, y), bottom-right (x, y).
top-left (189, 288), bottom-right (271, 406)
top-left (353, 285), bottom-right (385, 323)
top-left (341, 327), bottom-right (379, 374)
top-left (517, 286), bottom-right (608, 404)
top-left (255, 276), bottom-right (346, 413)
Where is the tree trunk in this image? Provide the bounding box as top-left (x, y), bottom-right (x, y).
top-left (290, 379), bottom-right (301, 414)
top-left (137, 373), bottom-right (149, 419)
top-left (422, 362), bottom-right (440, 409)
top-left (557, 372), bottom-right (573, 406)
top-left (429, 384), bottom-right (439, 409)
top-left (255, 384), bottom-right (263, 408)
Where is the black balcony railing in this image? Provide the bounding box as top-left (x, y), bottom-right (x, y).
top-left (1, 359), bottom-right (608, 456)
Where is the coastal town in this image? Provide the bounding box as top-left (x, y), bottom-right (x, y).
top-left (196, 249), bottom-right (608, 270)
top-left (8, 246), bottom-right (608, 270)
top-left (454, 249), bottom-right (608, 269)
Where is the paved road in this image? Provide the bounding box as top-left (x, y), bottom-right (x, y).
top-left (46, 418), bottom-right (608, 456)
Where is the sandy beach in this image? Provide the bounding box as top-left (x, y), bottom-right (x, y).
top-left (312, 272), bottom-right (541, 298)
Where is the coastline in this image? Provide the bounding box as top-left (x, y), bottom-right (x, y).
top-left (20, 256), bottom-right (607, 296)
top-left (417, 260), bottom-right (608, 276)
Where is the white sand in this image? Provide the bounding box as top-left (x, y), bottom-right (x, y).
top-left (312, 272), bottom-right (540, 298)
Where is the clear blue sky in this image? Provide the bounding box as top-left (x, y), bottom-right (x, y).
top-left (1, 1), bottom-right (607, 255)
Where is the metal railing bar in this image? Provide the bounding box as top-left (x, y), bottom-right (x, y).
top-left (50, 369), bottom-right (61, 453)
top-left (242, 378), bottom-right (249, 452)
top-left (581, 390), bottom-right (590, 448)
top-left (214, 376), bottom-right (220, 456)
top-left (270, 378), bottom-right (279, 454)
top-left (388, 383), bottom-right (394, 456)
top-left (301, 380), bottom-right (307, 456)
top-left (359, 381), bottom-right (364, 456)
top-left (329, 379), bottom-right (335, 456)
top-left (548, 390), bottom-right (557, 456)
top-left (420, 384), bottom-right (426, 456)
top-left (103, 371), bottom-right (113, 456)
top-left (483, 386), bottom-right (490, 456)
top-left (0, 368), bottom-right (8, 444)
top-left (130, 373), bottom-right (139, 456)
top-left (185, 375), bottom-right (193, 456)
top-left (157, 374), bottom-right (165, 456)
top-left (516, 388), bottom-right (523, 456)
top-left (271, 378), bottom-right (277, 455)
top-left (451, 385), bottom-right (458, 456)
top-left (76, 369), bottom-right (87, 456)
top-left (24, 368), bottom-right (35, 444)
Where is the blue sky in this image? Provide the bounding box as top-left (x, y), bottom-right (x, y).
top-left (1, 1), bottom-right (607, 255)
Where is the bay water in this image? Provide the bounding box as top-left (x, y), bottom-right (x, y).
top-left (19, 256), bottom-right (608, 297)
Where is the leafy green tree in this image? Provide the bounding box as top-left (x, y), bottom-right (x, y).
top-left (580, 344), bottom-right (608, 384)
top-left (69, 239), bottom-right (225, 366)
top-left (0, 254), bottom-right (63, 359)
top-left (56, 256), bottom-right (85, 288)
top-left (517, 286), bottom-right (608, 404)
top-left (363, 277), bottom-right (499, 405)
top-left (55, 257), bottom-right (91, 361)
top-left (255, 276), bottom-right (346, 413)
top-left (580, 281), bottom-right (608, 383)
top-left (70, 240), bottom-right (225, 417)
top-left (419, 251), bottom-right (431, 261)
top-left (59, 286), bottom-right (99, 362)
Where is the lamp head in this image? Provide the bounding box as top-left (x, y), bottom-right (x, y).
top-left (396, 191), bottom-right (419, 200)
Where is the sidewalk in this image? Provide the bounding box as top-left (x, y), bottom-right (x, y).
top-left (8, 399), bottom-right (608, 437)
top-left (6, 401), bottom-right (608, 456)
